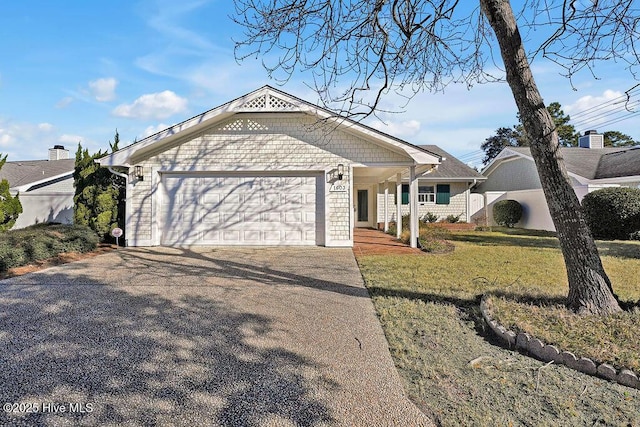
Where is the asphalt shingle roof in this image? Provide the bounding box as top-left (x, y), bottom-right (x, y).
top-left (507, 146), bottom-right (640, 179)
top-left (0, 159), bottom-right (75, 189)
top-left (418, 145), bottom-right (485, 180)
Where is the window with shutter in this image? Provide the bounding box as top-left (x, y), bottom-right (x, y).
top-left (436, 184), bottom-right (450, 204)
top-left (401, 184), bottom-right (409, 204)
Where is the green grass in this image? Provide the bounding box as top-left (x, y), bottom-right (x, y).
top-left (356, 228), bottom-right (640, 426)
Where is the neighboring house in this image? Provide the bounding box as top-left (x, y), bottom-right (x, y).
top-left (474, 131), bottom-right (640, 231)
top-left (0, 146), bottom-right (75, 229)
top-left (97, 85), bottom-right (447, 248)
top-left (374, 145), bottom-right (485, 227)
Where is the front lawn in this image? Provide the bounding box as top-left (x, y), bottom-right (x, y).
top-left (355, 228), bottom-right (640, 426)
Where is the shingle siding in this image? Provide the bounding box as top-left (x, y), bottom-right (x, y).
top-left (477, 158), bottom-right (542, 192)
top-left (128, 114), bottom-right (410, 245)
top-left (377, 182), bottom-right (469, 222)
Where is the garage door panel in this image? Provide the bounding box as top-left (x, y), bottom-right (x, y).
top-left (202, 212), bottom-right (220, 223)
top-left (161, 173), bottom-right (318, 245)
top-left (203, 194), bottom-right (220, 205)
top-left (203, 229), bottom-right (220, 241)
top-left (222, 193), bottom-right (241, 204)
top-left (223, 230), bottom-right (240, 241)
top-left (285, 212), bottom-right (302, 223)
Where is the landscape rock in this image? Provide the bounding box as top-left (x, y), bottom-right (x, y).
top-left (596, 364), bottom-right (618, 381)
top-left (516, 333), bottom-right (531, 351)
top-left (575, 357), bottom-right (597, 375)
top-left (541, 345), bottom-right (560, 362)
top-left (561, 351), bottom-right (577, 367)
top-left (504, 330), bottom-right (516, 347)
top-left (617, 370), bottom-right (640, 389)
top-left (528, 338), bottom-right (545, 359)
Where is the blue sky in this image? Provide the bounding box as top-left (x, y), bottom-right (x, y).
top-left (0, 0), bottom-right (638, 166)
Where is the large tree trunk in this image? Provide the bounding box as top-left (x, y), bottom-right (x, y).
top-left (479, 0), bottom-right (622, 315)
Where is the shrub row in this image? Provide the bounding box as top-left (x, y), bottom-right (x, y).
top-left (582, 187), bottom-right (640, 240)
top-left (0, 223), bottom-right (99, 272)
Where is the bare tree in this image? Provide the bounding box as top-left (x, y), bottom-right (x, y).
top-left (233, 0), bottom-right (640, 315)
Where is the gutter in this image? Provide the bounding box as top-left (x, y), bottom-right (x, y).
top-left (107, 167), bottom-right (128, 182)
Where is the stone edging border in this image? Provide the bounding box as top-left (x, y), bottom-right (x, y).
top-left (480, 295), bottom-right (640, 390)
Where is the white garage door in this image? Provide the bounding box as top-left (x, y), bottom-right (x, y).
top-left (161, 174), bottom-right (319, 246)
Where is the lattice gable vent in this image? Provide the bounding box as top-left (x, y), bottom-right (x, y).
top-left (217, 118), bottom-right (269, 132)
top-left (238, 94), bottom-right (298, 111)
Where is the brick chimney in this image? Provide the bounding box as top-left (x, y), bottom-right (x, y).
top-left (578, 130), bottom-right (604, 149)
top-left (48, 145), bottom-right (70, 160)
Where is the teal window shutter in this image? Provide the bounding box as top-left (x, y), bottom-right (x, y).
top-left (401, 184), bottom-right (409, 204)
top-left (436, 184), bottom-right (450, 205)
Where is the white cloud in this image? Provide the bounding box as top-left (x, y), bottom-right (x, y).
top-left (565, 90), bottom-right (623, 114)
top-left (0, 119), bottom-right (64, 159)
top-left (55, 96), bottom-right (74, 109)
top-left (370, 119), bottom-right (421, 138)
top-left (59, 134), bottom-right (84, 144)
top-left (89, 77), bottom-right (118, 102)
top-left (112, 91), bottom-right (188, 120)
top-left (142, 123), bottom-right (170, 138)
top-left (38, 123), bottom-right (54, 132)
top-left (0, 130), bottom-right (12, 147)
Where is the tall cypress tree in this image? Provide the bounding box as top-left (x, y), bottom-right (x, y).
top-left (73, 131), bottom-right (125, 241)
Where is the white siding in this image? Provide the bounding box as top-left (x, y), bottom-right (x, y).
top-left (11, 176), bottom-right (75, 229)
top-left (482, 184), bottom-right (622, 231)
top-left (477, 158), bottom-right (542, 192)
top-left (128, 114), bottom-right (411, 246)
top-left (376, 182), bottom-right (469, 223)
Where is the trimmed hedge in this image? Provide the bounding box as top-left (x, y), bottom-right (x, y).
top-left (582, 187), bottom-right (640, 240)
top-left (493, 199), bottom-right (523, 228)
top-left (0, 223), bottom-right (99, 272)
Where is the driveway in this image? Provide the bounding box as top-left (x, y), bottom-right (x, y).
top-left (0, 247), bottom-right (431, 426)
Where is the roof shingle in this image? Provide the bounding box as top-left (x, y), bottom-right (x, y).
top-left (0, 159), bottom-right (75, 189)
top-left (418, 145), bottom-right (485, 180)
top-left (505, 146), bottom-right (640, 179)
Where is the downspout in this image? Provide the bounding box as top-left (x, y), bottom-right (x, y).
top-left (467, 178), bottom-right (478, 223)
top-left (107, 167), bottom-right (129, 247)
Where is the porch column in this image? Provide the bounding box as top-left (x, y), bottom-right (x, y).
top-left (384, 180), bottom-right (389, 232)
top-left (396, 172), bottom-right (402, 239)
top-left (409, 165), bottom-right (418, 249)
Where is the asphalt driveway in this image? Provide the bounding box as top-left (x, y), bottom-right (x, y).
top-left (0, 247), bottom-right (431, 426)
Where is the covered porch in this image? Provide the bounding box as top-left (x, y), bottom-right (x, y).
top-left (351, 164), bottom-right (436, 248)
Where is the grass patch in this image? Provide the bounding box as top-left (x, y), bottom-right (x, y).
top-left (356, 228), bottom-right (640, 425)
top-left (0, 223), bottom-right (99, 272)
top-left (486, 296), bottom-right (640, 371)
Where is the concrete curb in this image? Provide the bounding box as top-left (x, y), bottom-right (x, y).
top-left (480, 295), bottom-right (640, 390)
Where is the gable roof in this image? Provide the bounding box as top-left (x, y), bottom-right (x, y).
top-left (487, 146), bottom-right (640, 181)
top-left (418, 145), bottom-right (485, 181)
top-left (595, 147), bottom-right (640, 179)
top-left (0, 159), bottom-right (75, 191)
top-left (97, 85), bottom-right (441, 167)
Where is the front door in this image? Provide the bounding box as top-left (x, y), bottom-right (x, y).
top-left (355, 187), bottom-right (372, 227)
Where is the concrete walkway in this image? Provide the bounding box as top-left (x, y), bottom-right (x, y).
top-left (0, 247), bottom-right (432, 426)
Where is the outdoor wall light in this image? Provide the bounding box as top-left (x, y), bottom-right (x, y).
top-left (135, 165), bottom-right (144, 181)
top-left (337, 163), bottom-right (344, 180)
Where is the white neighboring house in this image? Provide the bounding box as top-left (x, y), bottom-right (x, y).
top-left (373, 145), bottom-right (485, 227)
top-left (474, 131), bottom-right (640, 231)
top-left (96, 85), bottom-right (444, 248)
top-left (0, 146), bottom-right (75, 229)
